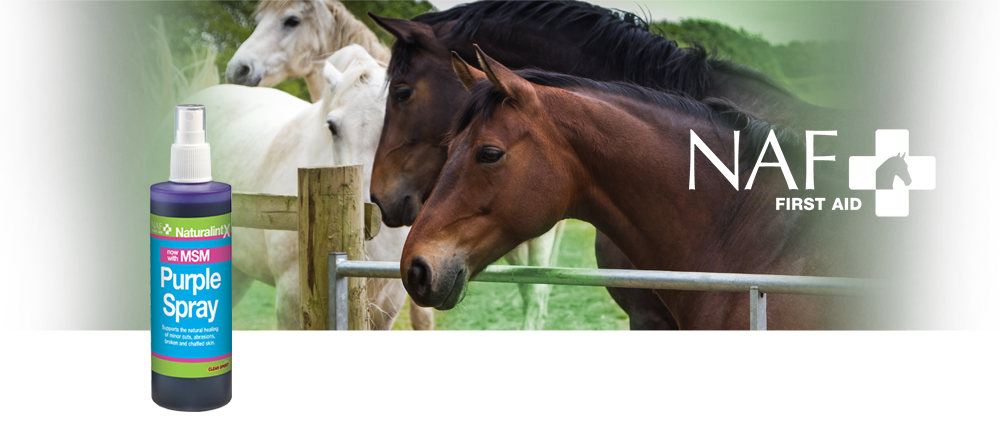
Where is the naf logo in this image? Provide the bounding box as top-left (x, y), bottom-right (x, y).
top-left (849, 130), bottom-right (936, 217)
top-left (689, 129), bottom-right (936, 217)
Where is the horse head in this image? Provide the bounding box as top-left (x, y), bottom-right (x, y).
top-left (400, 46), bottom-right (573, 309)
top-left (321, 45), bottom-right (387, 197)
top-left (368, 13), bottom-right (469, 228)
top-left (226, 0), bottom-right (335, 88)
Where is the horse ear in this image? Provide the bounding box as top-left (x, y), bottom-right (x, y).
top-left (321, 62), bottom-right (343, 112)
top-left (368, 13), bottom-right (429, 45)
top-left (323, 62), bottom-right (343, 83)
top-left (452, 52), bottom-right (485, 93)
top-left (473, 44), bottom-right (537, 105)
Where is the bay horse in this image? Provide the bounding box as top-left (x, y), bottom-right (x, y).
top-left (367, 1), bottom-right (852, 329)
top-left (226, 0), bottom-right (389, 102)
top-left (369, 0), bottom-right (845, 225)
top-left (400, 47), bottom-right (856, 329)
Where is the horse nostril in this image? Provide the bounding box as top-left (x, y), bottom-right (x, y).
top-left (407, 257), bottom-right (432, 297)
top-left (227, 64), bottom-right (252, 84)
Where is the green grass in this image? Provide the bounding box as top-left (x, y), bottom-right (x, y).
top-left (234, 219), bottom-right (629, 330)
top-left (232, 280), bottom-right (276, 330)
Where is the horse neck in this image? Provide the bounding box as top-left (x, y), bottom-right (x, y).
top-left (326, 1), bottom-right (390, 63)
top-left (304, 71), bottom-right (327, 104)
top-left (704, 64), bottom-right (844, 135)
top-left (555, 91), bottom-right (799, 273)
top-left (441, 21), bottom-right (621, 81)
top-left (554, 92), bottom-right (721, 270)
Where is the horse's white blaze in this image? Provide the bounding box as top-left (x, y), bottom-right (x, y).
top-left (226, 0), bottom-right (390, 103)
top-left (182, 45), bottom-right (407, 329)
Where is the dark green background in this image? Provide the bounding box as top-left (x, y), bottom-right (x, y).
top-left (0, 0), bottom-right (1000, 330)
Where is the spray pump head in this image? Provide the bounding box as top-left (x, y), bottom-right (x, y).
top-left (169, 105), bottom-right (212, 183)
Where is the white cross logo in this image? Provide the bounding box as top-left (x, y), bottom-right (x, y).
top-left (848, 130), bottom-right (935, 217)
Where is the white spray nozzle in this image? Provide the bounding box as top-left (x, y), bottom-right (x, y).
top-left (170, 104), bottom-right (213, 183)
top-left (174, 104), bottom-right (207, 144)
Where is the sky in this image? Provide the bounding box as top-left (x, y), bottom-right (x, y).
top-left (426, 1), bottom-right (860, 44)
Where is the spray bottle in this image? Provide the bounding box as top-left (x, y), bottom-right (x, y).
top-left (150, 105), bottom-right (232, 411)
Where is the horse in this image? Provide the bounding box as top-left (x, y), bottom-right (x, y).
top-left (399, 47), bottom-right (858, 329)
top-left (181, 45), bottom-right (428, 330)
top-left (225, 0), bottom-right (389, 103)
top-left (367, 1), bottom-right (859, 329)
top-left (367, 4), bottom-right (711, 329)
top-left (365, 19), bottom-right (577, 330)
top-left (877, 153), bottom-right (911, 189)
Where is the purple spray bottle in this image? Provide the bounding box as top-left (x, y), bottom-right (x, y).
top-left (150, 105), bottom-right (232, 411)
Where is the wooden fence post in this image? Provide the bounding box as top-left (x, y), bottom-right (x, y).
top-left (298, 165), bottom-right (367, 330)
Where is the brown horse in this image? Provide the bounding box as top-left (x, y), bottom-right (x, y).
top-left (368, 1), bottom-right (846, 229)
top-left (366, 2), bottom-right (856, 329)
top-left (400, 47), bottom-right (855, 329)
top-left (367, 10), bottom-right (678, 329)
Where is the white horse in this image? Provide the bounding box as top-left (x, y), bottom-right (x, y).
top-left (225, 1), bottom-right (566, 329)
top-left (181, 46), bottom-right (421, 330)
top-left (225, 0), bottom-right (389, 103)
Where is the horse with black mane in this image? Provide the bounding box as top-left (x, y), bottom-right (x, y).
top-left (369, 0), bottom-right (853, 329)
top-left (400, 47), bottom-right (858, 329)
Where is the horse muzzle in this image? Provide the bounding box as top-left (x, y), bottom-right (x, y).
top-left (225, 60), bottom-right (263, 87)
top-left (371, 192), bottom-right (424, 228)
top-left (402, 255), bottom-right (468, 310)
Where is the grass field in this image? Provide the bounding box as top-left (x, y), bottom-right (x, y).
top-left (233, 219), bottom-right (629, 330)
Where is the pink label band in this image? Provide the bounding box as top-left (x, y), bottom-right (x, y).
top-left (160, 245), bottom-right (232, 264)
top-left (151, 233), bottom-right (230, 241)
top-left (152, 352), bottom-right (232, 363)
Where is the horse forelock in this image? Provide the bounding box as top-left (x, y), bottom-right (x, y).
top-left (387, 40), bottom-right (412, 81)
top-left (328, 59), bottom-right (382, 110)
top-left (386, 36), bottom-right (448, 87)
top-left (446, 81), bottom-right (507, 147)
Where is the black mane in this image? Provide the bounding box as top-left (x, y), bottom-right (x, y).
top-left (452, 69), bottom-right (796, 169)
top-left (391, 0), bottom-right (788, 98)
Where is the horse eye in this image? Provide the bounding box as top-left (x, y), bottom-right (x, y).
top-left (476, 147), bottom-right (505, 164)
top-left (327, 118), bottom-right (338, 138)
top-left (284, 16), bottom-right (300, 28)
top-left (392, 87), bottom-right (412, 103)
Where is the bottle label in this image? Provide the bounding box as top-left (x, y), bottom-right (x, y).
top-left (150, 213), bottom-right (232, 378)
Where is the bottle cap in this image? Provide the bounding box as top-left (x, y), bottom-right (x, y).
top-left (169, 105), bottom-right (212, 183)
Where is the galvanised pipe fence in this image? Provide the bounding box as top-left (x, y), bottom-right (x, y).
top-left (230, 165), bottom-right (872, 331)
top-left (327, 252), bottom-right (874, 331)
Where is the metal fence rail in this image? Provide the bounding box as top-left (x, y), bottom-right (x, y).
top-left (327, 252), bottom-right (875, 331)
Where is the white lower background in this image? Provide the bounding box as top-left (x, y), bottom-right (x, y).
top-left (0, 331), bottom-right (996, 421)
